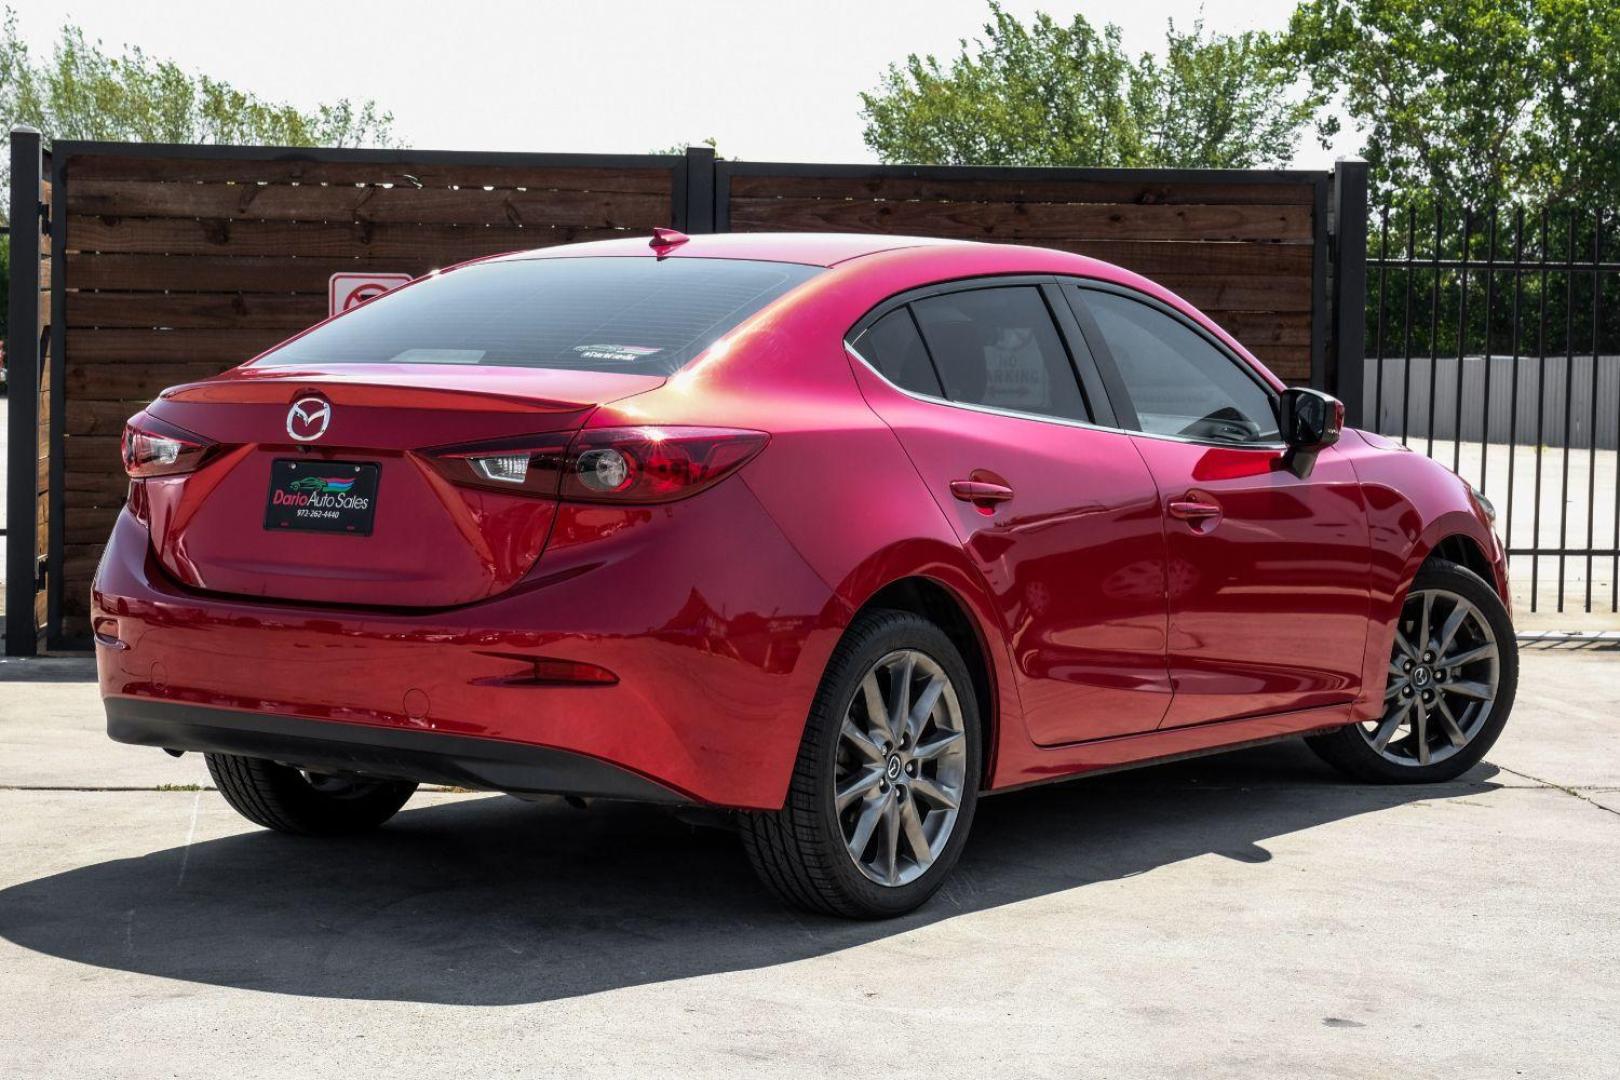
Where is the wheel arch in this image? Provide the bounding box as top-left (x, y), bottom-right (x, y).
top-left (1406, 512), bottom-right (1509, 607)
top-left (1423, 532), bottom-right (1496, 585)
top-left (853, 575), bottom-right (999, 784)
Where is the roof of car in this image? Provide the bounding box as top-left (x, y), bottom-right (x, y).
top-left (507, 231), bottom-right (969, 268)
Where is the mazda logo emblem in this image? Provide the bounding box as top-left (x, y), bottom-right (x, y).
top-left (286, 396), bottom-right (332, 442)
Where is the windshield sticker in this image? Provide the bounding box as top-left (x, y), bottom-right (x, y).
top-left (389, 349), bottom-right (486, 364)
top-left (572, 344), bottom-right (663, 362)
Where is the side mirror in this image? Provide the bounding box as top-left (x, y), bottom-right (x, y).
top-left (1277, 387), bottom-right (1344, 478)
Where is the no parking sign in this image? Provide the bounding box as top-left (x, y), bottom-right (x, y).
top-left (328, 272), bottom-right (414, 318)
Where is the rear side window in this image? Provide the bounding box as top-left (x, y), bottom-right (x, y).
top-left (256, 257), bottom-right (823, 376)
top-left (910, 287), bottom-right (1089, 423)
top-left (856, 308), bottom-right (943, 397)
top-left (1080, 290), bottom-right (1279, 444)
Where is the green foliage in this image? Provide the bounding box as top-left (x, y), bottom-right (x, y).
top-left (1285, 0), bottom-right (1620, 205)
top-left (859, 3), bottom-right (1321, 168)
top-left (1137, 19), bottom-right (1323, 169)
top-left (0, 7), bottom-right (397, 150)
top-left (651, 136), bottom-right (721, 158)
top-left (1366, 202), bottom-right (1620, 364)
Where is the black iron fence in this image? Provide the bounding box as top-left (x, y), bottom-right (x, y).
top-left (1367, 202), bottom-right (1620, 615)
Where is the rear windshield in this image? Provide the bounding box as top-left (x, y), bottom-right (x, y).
top-left (255, 256), bottom-right (823, 376)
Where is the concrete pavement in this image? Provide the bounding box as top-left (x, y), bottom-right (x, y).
top-left (0, 645), bottom-right (1616, 1078)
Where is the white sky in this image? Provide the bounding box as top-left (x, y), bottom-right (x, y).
top-left (8, 0), bottom-right (1351, 167)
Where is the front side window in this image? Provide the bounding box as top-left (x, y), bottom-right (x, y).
top-left (910, 287), bottom-right (1089, 423)
top-left (256, 257), bottom-right (823, 376)
top-left (1080, 290), bottom-right (1279, 444)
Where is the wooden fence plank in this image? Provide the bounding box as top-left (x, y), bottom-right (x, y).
top-left (67, 361), bottom-right (244, 400)
top-left (64, 469), bottom-right (130, 500)
top-left (1211, 311), bottom-right (1312, 348)
top-left (67, 154), bottom-right (676, 192)
top-left (68, 253), bottom-right (435, 292)
top-left (728, 197), bottom-right (1312, 243)
top-left (68, 292), bottom-right (329, 330)
top-left (1243, 344), bottom-right (1308, 378)
top-left (68, 180), bottom-right (673, 228)
top-left (1025, 238), bottom-right (1314, 276)
top-left (66, 243), bottom-right (1314, 294)
top-left (67, 216), bottom-right (622, 259)
top-left (727, 173), bottom-right (1318, 206)
top-left (67, 327), bottom-right (293, 364)
top-left (66, 512), bottom-right (122, 547)
top-left (65, 436), bottom-right (123, 470)
top-left (67, 399), bottom-right (145, 437)
top-left (1154, 275), bottom-right (1312, 313)
top-left (62, 546), bottom-right (108, 588)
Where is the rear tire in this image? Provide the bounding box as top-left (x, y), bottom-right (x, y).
top-left (205, 753), bottom-right (417, 835)
top-left (1307, 559), bottom-right (1517, 784)
top-left (741, 609), bottom-right (981, 918)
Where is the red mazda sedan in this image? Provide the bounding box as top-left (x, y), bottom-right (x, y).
top-left (96, 231), bottom-right (1516, 918)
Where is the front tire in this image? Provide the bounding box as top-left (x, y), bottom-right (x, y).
top-left (205, 753), bottom-right (417, 835)
top-left (741, 609), bottom-right (982, 918)
top-left (1307, 559), bottom-right (1517, 783)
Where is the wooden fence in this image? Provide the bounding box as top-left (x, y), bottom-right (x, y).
top-left (719, 162), bottom-right (1327, 381)
top-left (8, 137), bottom-right (1366, 651)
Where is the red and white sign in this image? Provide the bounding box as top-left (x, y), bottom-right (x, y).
top-left (328, 273), bottom-right (414, 318)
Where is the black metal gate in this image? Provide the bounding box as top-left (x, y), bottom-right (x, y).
top-left (1367, 202), bottom-right (1620, 615)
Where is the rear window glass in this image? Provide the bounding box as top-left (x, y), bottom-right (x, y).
top-left (910, 286), bottom-right (1090, 423)
top-left (255, 257), bottom-right (823, 376)
top-left (857, 308), bottom-right (943, 397)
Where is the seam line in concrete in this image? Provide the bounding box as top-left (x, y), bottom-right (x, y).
top-left (1492, 765), bottom-right (1620, 819)
top-left (0, 785), bottom-right (218, 792)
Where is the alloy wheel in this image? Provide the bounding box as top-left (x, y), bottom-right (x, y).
top-left (1363, 587), bottom-right (1501, 767)
top-left (834, 649), bottom-right (968, 886)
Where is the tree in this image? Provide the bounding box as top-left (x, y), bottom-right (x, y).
top-left (1285, 0), bottom-right (1620, 205)
top-left (651, 136), bottom-right (721, 158)
top-left (1138, 20), bottom-right (1322, 169)
top-left (0, 8), bottom-right (397, 153)
top-left (859, 3), bottom-right (1320, 168)
top-left (0, 8), bottom-right (399, 341)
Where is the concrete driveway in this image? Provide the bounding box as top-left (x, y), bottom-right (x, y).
top-left (1, 645), bottom-right (1616, 1078)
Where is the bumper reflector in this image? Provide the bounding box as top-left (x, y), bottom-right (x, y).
top-left (473, 653), bottom-right (619, 687)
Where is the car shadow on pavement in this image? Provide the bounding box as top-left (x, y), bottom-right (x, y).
top-left (0, 739), bottom-right (1500, 1005)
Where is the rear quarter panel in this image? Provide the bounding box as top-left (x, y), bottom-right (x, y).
top-left (598, 250), bottom-right (1055, 785)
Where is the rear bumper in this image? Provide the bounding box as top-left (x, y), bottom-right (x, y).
top-left (92, 476), bottom-right (841, 810)
top-left (107, 697), bottom-right (686, 803)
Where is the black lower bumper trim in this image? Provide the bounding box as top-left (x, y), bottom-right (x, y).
top-left (105, 697), bottom-right (689, 805)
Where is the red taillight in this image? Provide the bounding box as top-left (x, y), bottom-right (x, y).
top-left (427, 426), bottom-right (767, 504)
top-left (121, 413), bottom-right (216, 478)
top-left (562, 427), bottom-right (768, 503)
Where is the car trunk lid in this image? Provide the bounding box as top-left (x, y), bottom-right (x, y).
top-left (138, 364), bottom-right (663, 608)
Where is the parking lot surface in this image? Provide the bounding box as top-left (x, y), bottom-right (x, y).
top-left (1, 644), bottom-right (1616, 1078)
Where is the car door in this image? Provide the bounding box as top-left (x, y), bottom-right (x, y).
top-left (1066, 283), bottom-right (1372, 729)
top-left (847, 280), bottom-right (1172, 745)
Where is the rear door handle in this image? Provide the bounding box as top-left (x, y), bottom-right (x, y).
top-left (950, 479), bottom-right (1015, 507)
top-left (1167, 496), bottom-right (1223, 521)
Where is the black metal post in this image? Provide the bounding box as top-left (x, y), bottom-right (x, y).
top-left (1329, 158), bottom-right (1369, 425)
top-left (5, 127), bottom-right (43, 656)
top-left (684, 146), bottom-right (716, 234)
top-left (46, 147), bottom-right (66, 648)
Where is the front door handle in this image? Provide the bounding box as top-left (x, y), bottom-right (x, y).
top-left (1168, 494), bottom-right (1223, 522)
top-left (950, 479), bottom-right (1015, 508)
